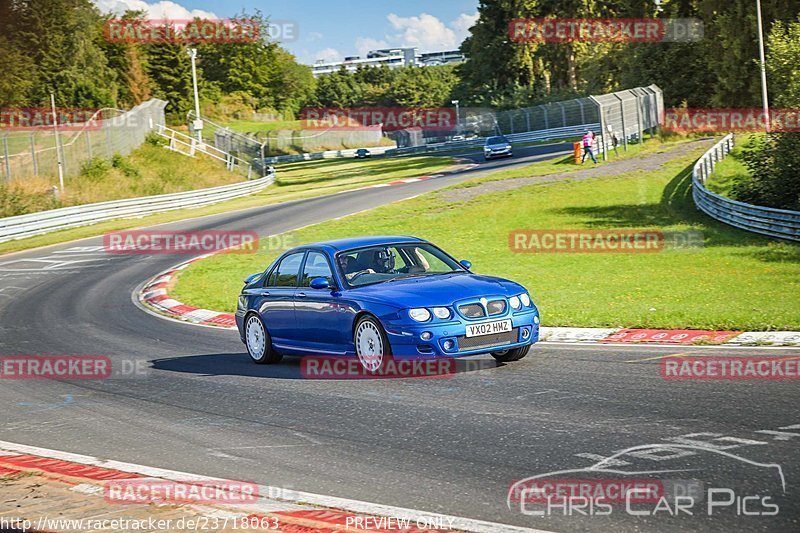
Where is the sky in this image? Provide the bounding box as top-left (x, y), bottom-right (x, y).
top-left (92, 0), bottom-right (480, 64)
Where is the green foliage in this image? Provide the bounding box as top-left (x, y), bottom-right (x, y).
top-left (388, 65), bottom-right (460, 107)
top-left (734, 133), bottom-right (800, 210)
top-left (456, 0), bottom-right (800, 109)
top-left (111, 153), bottom-right (140, 178)
top-left (79, 157), bottom-right (111, 180)
top-left (198, 13), bottom-right (315, 115)
top-left (0, 182), bottom-right (60, 217)
top-left (310, 64), bottom-right (459, 108)
top-left (725, 17), bottom-right (800, 211)
top-left (145, 132), bottom-right (166, 146)
top-left (3, 0), bottom-right (117, 107)
top-left (765, 15), bottom-right (800, 108)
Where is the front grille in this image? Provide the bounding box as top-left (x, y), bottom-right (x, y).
top-left (458, 303), bottom-right (485, 318)
top-left (487, 299), bottom-right (506, 316)
top-left (457, 328), bottom-right (519, 351)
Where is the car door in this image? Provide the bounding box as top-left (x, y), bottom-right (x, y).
top-left (257, 251), bottom-right (304, 346)
top-left (294, 251), bottom-right (352, 355)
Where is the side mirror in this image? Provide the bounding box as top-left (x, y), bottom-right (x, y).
top-left (309, 277), bottom-right (330, 290)
top-left (460, 259), bottom-right (472, 270)
top-left (243, 272), bottom-right (261, 284)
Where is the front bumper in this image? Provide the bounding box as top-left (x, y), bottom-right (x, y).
top-left (382, 308), bottom-right (539, 358)
top-left (485, 148), bottom-right (512, 159)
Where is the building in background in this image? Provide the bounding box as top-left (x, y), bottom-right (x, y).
top-left (311, 47), bottom-right (465, 77)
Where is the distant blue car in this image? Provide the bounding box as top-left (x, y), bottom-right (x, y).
top-left (235, 236), bottom-right (539, 372)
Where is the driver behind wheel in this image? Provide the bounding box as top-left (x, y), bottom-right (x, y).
top-left (371, 248), bottom-right (395, 273)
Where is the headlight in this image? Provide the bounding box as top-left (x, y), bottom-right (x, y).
top-left (509, 296), bottom-right (521, 309)
top-left (237, 296), bottom-right (247, 309)
top-left (409, 308), bottom-right (431, 322)
top-left (520, 293), bottom-right (531, 307)
top-left (432, 307), bottom-right (451, 319)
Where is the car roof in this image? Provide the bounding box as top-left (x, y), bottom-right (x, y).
top-left (295, 236), bottom-right (425, 253)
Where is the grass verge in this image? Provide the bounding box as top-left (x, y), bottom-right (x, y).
top-left (173, 139), bottom-right (800, 330)
top-left (704, 133), bottom-right (757, 198)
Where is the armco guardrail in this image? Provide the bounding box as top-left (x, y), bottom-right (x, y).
top-left (0, 173), bottom-right (274, 243)
top-left (387, 124), bottom-right (598, 157)
top-left (264, 146), bottom-right (395, 164)
top-left (693, 134), bottom-right (800, 242)
top-left (261, 124), bottom-right (597, 164)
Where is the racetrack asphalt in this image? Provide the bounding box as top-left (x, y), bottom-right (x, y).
top-left (1, 141), bottom-right (798, 532)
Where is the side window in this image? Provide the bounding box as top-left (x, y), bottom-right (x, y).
top-left (301, 252), bottom-right (334, 287)
top-left (267, 252), bottom-right (304, 287)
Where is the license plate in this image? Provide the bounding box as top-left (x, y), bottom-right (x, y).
top-left (465, 319), bottom-right (512, 338)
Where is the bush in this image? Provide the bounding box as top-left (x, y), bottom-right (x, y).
top-left (145, 132), bottom-right (166, 146)
top-left (734, 133), bottom-right (800, 210)
top-left (111, 154), bottom-right (140, 178)
top-left (79, 157), bottom-right (111, 181)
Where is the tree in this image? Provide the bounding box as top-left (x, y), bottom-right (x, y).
top-left (7, 0), bottom-right (118, 107)
top-left (387, 65), bottom-right (459, 108)
top-left (100, 11), bottom-right (152, 107)
top-left (311, 68), bottom-right (364, 108)
top-left (729, 16), bottom-right (800, 211)
top-left (145, 30), bottom-right (195, 121)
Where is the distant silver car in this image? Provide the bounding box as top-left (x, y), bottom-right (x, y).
top-left (484, 136), bottom-right (513, 160)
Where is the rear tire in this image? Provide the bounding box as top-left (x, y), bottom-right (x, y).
top-left (245, 313), bottom-right (282, 364)
top-left (491, 345), bottom-right (529, 363)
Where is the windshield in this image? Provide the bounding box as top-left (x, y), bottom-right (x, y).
top-left (336, 242), bottom-right (464, 287)
top-left (487, 136), bottom-right (509, 145)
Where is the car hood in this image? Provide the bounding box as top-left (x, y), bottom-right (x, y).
top-left (486, 142), bottom-right (511, 149)
top-left (351, 273), bottom-right (523, 308)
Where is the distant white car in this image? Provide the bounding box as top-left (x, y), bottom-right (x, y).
top-left (452, 135), bottom-right (466, 142)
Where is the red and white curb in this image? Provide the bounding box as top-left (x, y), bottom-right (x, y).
top-left (138, 265), bottom-right (800, 347)
top-left (138, 254), bottom-right (238, 329)
top-left (0, 440), bottom-right (547, 533)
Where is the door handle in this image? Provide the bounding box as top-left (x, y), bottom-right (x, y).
top-left (296, 292), bottom-right (306, 298)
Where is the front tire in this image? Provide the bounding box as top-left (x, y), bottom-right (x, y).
top-left (491, 345), bottom-right (529, 363)
top-left (245, 314), bottom-right (282, 364)
top-left (354, 315), bottom-right (392, 373)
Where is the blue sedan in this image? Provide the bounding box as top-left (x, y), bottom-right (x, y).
top-left (235, 236), bottom-right (539, 372)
